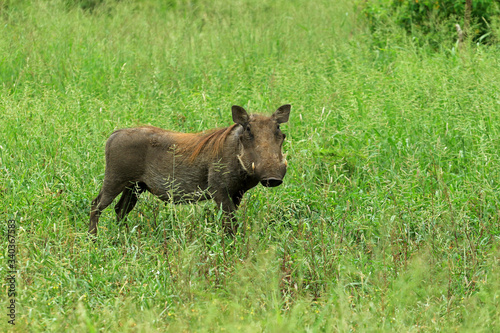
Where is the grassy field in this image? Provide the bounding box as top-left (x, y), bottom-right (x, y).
top-left (1, 0), bottom-right (500, 331)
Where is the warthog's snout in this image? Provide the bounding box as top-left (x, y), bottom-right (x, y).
top-left (258, 160), bottom-right (287, 187)
top-left (260, 177), bottom-right (283, 187)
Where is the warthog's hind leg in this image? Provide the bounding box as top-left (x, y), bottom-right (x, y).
top-left (89, 180), bottom-right (129, 237)
top-left (114, 182), bottom-right (146, 224)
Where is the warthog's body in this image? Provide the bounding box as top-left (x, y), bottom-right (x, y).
top-left (89, 105), bottom-right (291, 236)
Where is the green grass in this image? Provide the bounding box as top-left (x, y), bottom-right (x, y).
top-left (1, 0), bottom-right (500, 331)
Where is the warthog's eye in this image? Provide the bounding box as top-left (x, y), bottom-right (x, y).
top-left (276, 124), bottom-right (285, 140)
top-left (244, 124), bottom-right (253, 140)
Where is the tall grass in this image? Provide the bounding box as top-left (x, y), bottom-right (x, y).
top-left (1, 0), bottom-right (499, 331)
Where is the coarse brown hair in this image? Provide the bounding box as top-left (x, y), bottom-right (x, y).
top-left (179, 124), bottom-right (238, 163)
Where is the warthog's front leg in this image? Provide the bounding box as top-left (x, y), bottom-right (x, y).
top-left (214, 191), bottom-right (239, 235)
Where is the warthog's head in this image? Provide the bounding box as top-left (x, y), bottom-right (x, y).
top-left (233, 104), bottom-right (291, 187)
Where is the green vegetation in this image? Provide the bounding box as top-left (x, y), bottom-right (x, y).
top-left (362, 0), bottom-right (500, 47)
top-left (1, 0), bottom-right (499, 331)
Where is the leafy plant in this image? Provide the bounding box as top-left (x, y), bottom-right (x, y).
top-left (361, 0), bottom-right (500, 47)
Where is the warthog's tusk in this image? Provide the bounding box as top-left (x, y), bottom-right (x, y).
top-left (252, 162), bottom-right (255, 172)
top-left (285, 159), bottom-right (288, 167)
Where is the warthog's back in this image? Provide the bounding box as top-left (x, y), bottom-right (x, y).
top-left (104, 126), bottom-right (176, 182)
top-left (105, 126), bottom-right (215, 200)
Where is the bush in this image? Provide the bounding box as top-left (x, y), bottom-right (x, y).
top-left (361, 0), bottom-right (500, 48)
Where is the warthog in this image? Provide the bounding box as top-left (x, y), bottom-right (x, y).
top-left (89, 104), bottom-right (291, 236)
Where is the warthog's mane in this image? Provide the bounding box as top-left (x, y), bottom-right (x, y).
top-left (179, 124), bottom-right (238, 163)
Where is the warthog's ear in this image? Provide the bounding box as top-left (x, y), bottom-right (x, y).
top-left (272, 104), bottom-right (291, 124)
top-left (232, 105), bottom-right (250, 125)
